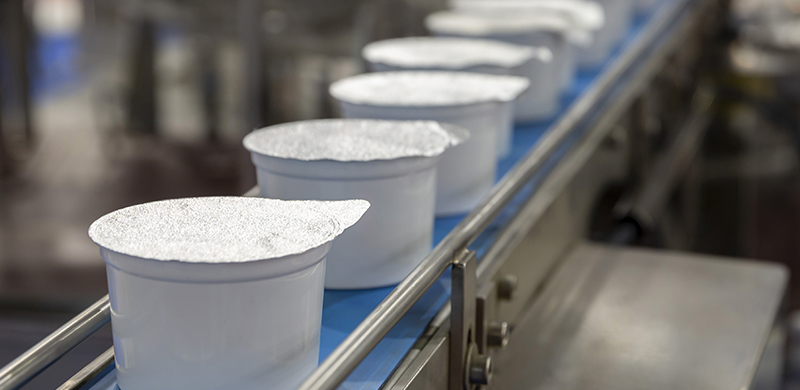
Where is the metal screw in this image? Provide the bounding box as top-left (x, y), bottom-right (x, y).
top-left (497, 274), bottom-right (518, 301)
top-left (487, 322), bottom-right (509, 349)
top-left (469, 354), bottom-right (493, 385)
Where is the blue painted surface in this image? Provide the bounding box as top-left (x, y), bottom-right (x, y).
top-left (85, 3), bottom-right (664, 389)
top-left (0, 33), bottom-right (83, 102)
top-left (31, 34), bottom-right (83, 98)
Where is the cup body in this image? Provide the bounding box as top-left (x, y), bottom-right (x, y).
top-left (251, 155), bottom-right (438, 289)
top-left (366, 62), bottom-right (516, 157)
top-left (577, 0), bottom-right (634, 68)
top-left (102, 244), bottom-right (329, 390)
top-left (430, 30), bottom-right (564, 122)
top-left (635, 0), bottom-right (660, 14)
top-left (492, 30), bottom-right (573, 96)
top-left (337, 101), bottom-right (505, 215)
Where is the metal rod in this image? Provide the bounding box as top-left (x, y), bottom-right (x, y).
top-left (6, 185), bottom-right (260, 389)
top-left (56, 347), bottom-right (114, 390)
top-left (0, 295), bottom-right (111, 390)
top-left (297, 1), bottom-right (693, 389)
top-left (616, 86), bottom-right (715, 231)
top-left (8, 0), bottom-right (697, 388)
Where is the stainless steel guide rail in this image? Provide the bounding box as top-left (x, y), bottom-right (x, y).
top-left (0, 295), bottom-right (111, 390)
top-left (0, 0), bottom-right (707, 388)
top-left (297, 0), bottom-right (700, 388)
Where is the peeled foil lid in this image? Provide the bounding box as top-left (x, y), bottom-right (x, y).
top-left (363, 37), bottom-right (546, 69)
top-left (449, 0), bottom-right (605, 31)
top-left (244, 119), bottom-right (467, 162)
top-left (88, 197), bottom-right (370, 263)
top-left (425, 10), bottom-right (575, 37)
top-left (330, 71), bottom-right (530, 107)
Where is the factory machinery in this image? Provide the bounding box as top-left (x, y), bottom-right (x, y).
top-left (0, 0), bottom-right (789, 389)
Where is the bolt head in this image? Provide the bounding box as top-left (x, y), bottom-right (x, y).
top-left (487, 321), bottom-right (510, 349)
top-left (469, 354), bottom-right (493, 385)
top-left (497, 274), bottom-right (518, 301)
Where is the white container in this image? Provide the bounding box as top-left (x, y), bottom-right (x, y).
top-left (244, 119), bottom-right (465, 289)
top-left (636, 0), bottom-right (660, 14)
top-left (425, 11), bottom-right (576, 121)
top-left (329, 72), bottom-right (528, 215)
top-left (363, 37), bottom-right (539, 74)
top-left (449, 0), bottom-right (608, 71)
top-left (88, 197), bottom-right (369, 390)
top-left (578, 0), bottom-right (634, 68)
top-left (362, 37), bottom-right (550, 156)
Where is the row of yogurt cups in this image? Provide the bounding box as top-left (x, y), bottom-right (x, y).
top-left (85, 0), bottom-right (662, 389)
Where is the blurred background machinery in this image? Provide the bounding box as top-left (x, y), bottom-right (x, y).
top-left (4, 0), bottom-right (800, 388)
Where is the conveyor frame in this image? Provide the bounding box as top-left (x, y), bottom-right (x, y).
top-left (0, 0), bottom-right (764, 389)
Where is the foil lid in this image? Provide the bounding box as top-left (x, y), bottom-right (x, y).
top-left (362, 37), bottom-right (547, 70)
top-left (425, 10), bottom-right (575, 37)
top-left (449, 0), bottom-right (605, 31)
top-left (244, 119), bottom-right (467, 162)
top-left (88, 197), bottom-right (370, 263)
top-left (329, 71), bottom-right (530, 107)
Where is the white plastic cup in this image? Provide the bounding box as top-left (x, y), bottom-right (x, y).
top-left (244, 120), bottom-right (464, 289)
top-left (88, 197), bottom-right (368, 390)
top-left (635, 0), bottom-right (660, 14)
top-left (577, 0), bottom-right (634, 68)
top-left (343, 103), bottom-right (508, 215)
top-left (425, 11), bottom-right (572, 122)
top-left (445, 0), bottom-right (605, 88)
top-left (329, 72), bottom-right (528, 215)
top-left (362, 37), bottom-right (548, 156)
top-left (104, 248), bottom-right (326, 390)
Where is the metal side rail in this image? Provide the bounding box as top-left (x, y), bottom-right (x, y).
top-left (298, 0), bottom-right (713, 388)
top-left (0, 0), bottom-right (714, 388)
top-left (0, 297), bottom-right (110, 390)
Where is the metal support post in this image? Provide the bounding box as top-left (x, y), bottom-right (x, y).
top-left (450, 250), bottom-right (492, 390)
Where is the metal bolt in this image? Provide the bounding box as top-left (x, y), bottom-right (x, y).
top-left (497, 274), bottom-right (518, 301)
top-left (487, 321), bottom-right (509, 349)
top-left (469, 354), bottom-right (493, 385)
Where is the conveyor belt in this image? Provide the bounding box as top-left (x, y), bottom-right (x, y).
top-left (77, 3), bottom-right (669, 389)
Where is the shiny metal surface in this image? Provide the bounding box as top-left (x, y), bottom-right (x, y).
top-left (485, 322), bottom-right (509, 349)
top-left (0, 188), bottom-right (267, 390)
top-left (0, 296), bottom-right (110, 390)
top-left (616, 86), bottom-right (715, 230)
top-left (298, 1), bottom-right (704, 389)
top-left (387, 0), bottom-right (717, 386)
top-left (56, 347), bottom-right (114, 390)
top-left (492, 243), bottom-right (788, 390)
top-left (3, 185), bottom-right (259, 389)
top-left (6, 0), bottom-right (722, 388)
top-left (449, 250), bottom-right (479, 390)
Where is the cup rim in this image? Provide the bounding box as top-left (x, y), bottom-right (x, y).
top-left (101, 243), bottom-right (331, 283)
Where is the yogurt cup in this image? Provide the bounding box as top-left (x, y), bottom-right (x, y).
top-left (329, 71), bottom-right (528, 215)
top-left (578, 0), bottom-right (634, 68)
top-left (244, 119), bottom-right (465, 289)
top-left (363, 37), bottom-right (539, 74)
top-left (449, 0), bottom-right (607, 71)
top-left (425, 11), bottom-right (577, 121)
top-left (448, 0), bottom-right (605, 33)
top-left (636, 0), bottom-right (660, 14)
top-left (88, 197), bottom-right (368, 390)
top-left (362, 37), bottom-right (550, 156)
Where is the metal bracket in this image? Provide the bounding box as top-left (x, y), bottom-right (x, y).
top-left (450, 250), bottom-right (492, 390)
top-left (476, 283), bottom-right (509, 354)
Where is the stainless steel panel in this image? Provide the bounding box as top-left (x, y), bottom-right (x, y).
top-left (492, 243), bottom-right (788, 390)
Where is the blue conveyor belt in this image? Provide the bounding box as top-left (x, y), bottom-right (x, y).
top-left (84, 4), bottom-right (664, 389)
